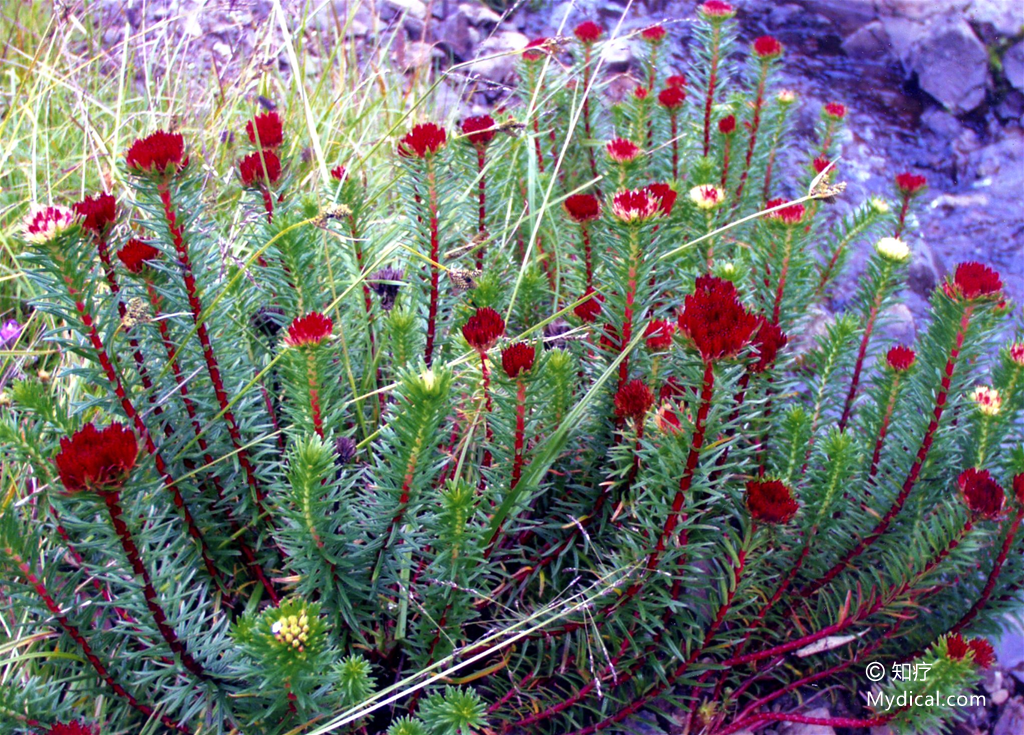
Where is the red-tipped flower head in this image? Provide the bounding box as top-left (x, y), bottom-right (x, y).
top-left (575, 289), bottom-right (603, 322)
top-left (611, 188), bottom-right (661, 223)
top-left (614, 379), bottom-right (655, 421)
top-left (1013, 473), bottom-right (1024, 505)
top-left (886, 345), bottom-right (916, 372)
top-left (699, 0), bottom-right (736, 20)
top-left (766, 197), bottom-right (806, 226)
top-left (958, 468), bottom-right (1005, 519)
top-left (330, 165), bottom-right (347, 181)
top-left (824, 102), bottom-right (847, 120)
top-left (502, 341), bottom-right (536, 378)
top-left (946, 635), bottom-right (995, 669)
top-left (574, 21), bottom-right (603, 44)
top-left (522, 38), bottom-right (550, 62)
top-left (665, 74), bottom-right (686, 88)
top-left (812, 157), bottom-right (832, 174)
top-left (126, 130), bottom-right (186, 174)
top-left (246, 111), bottom-right (284, 149)
top-left (606, 137), bottom-right (641, 163)
top-left (895, 172), bottom-right (927, 196)
top-left (746, 479), bottom-right (799, 524)
top-left (718, 115), bottom-right (737, 135)
top-left (47, 723), bottom-right (99, 735)
top-left (752, 36), bottom-right (783, 60)
top-left (117, 239), bottom-right (161, 274)
top-left (947, 262), bottom-right (1003, 301)
top-left (239, 150), bottom-right (282, 186)
top-left (564, 193), bottom-right (601, 223)
top-left (640, 25), bottom-right (667, 43)
top-left (678, 275), bottom-right (759, 361)
top-left (55, 423), bottom-right (138, 494)
top-left (74, 193), bottom-right (117, 234)
top-left (750, 316), bottom-right (788, 372)
top-left (284, 312), bottom-right (333, 347)
top-left (461, 115), bottom-right (496, 147)
top-left (398, 123), bottom-right (447, 158)
top-left (646, 183), bottom-right (678, 215)
top-left (634, 86), bottom-right (649, 101)
top-left (644, 319), bottom-right (676, 350)
top-left (658, 86), bottom-right (686, 110)
top-left (462, 307), bottom-right (505, 352)
top-left (22, 205), bottom-right (78, 244)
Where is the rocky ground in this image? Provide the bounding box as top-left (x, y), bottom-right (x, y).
top-left (46, 0), bottom-right (1024, 731)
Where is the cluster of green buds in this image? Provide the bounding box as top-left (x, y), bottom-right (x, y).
top-left (271, 609), bottom-right (311, 653)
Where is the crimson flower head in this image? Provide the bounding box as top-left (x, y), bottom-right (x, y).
top-left (502, 341), bottom-right (536, 378)
top-left (718, 115), bottom-right (737, 135)
top-left (958, 468), bottom-right (1005, 519)
top-left (946, 262), bottom-right (1003, 301)
top-left (575, 289), bottom-right (603, 322)
top-left (117, 239), bottom-right (161, 274)
top-left (74, 193), bottom-right (117, 234)
top-left (647, 183), bottom-right (678, 215)
top-left (678, 275), bottom-right (759, 362)
top-left (246, 111), bottom-right (284, 149)
top-left (55, 423), bottom-right (138, 494)
top-left (895, 172), bottom-right (927, 196)
top-left (22, 205), bottom-right (78, 244)
top-left (658, 86), bottom-right (686, 110)
top-left (462, 307), bottom-right (505, 352)
top-left (634, 86), bottom-right (649, 101)
top-left (574, 20), bottom-right (603, 44)
top-left (125, 130), bottom-right (186, 174)
top-left (1013, 473), bottom-right (1024, 505)
top-left (606, 137), bottom-right (641, 163)
top-left (750, 316), bottom-right (787, 372)
top-left (665, 74), bottom-right (686, 88)
top-left (654, 403), bottom-right (681, 434)
top-left (284, 312), bottom-right (333, 347)
top-left (886, 345), bottom-right (916, 372)
top-left (766, 197), bottom-right (805, 226)
top-left (614, 379), bottom-right (655, 421)
top-left (47, 723), bottom-right (99, 735)
top-left (239, 150), bottom-right (282, 186)
top-left (644, 319), bottom-right (676, 350)
top-left (746, 479), bottom-right (799, 524)
top-left (698, 0), bottom-right (736, 20)
top-left (641, 25), bottom-right (667, 43)
top-left (461, 115), bottom-right (496, 147)
top-left (823, 101), bottom-right (847, 120)
top-left (611, 188), bottom-right (660, 223)
top-left (564, 193), bottom-right (601, 223)
top-left (330, 165), bottom-right (347, 181)
top-left (398, 123), bottom-right (447, 158)
top-left (1009, 343), bottom-right (1024, 366)
top-left (812, 157), bottom-right (832, 174)
top-left (752, 35), bottom-right (783, 60)
top-left (522, 38), bottom-right (550, 62)
top-left (946, 635), bottom-right (995, 669)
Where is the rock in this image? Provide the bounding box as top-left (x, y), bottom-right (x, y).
top-left (800, 0), bottom-right (877, 34)
top-left (842, 21), bottom-right (891, 61)
top-left (599, 37), bottom-right (633, 72)
top-left (995, 90), bottom-right (1024, 123)
top-left (967, 0), bottom-right (1023, 39)
top-left (906, 236), bottom-right (946, 299)
top-left (920, 107), bottom-right (961, 139)
top-left (983, 668), bottom-right (1004, 694)
top-left (878, 303), bottom-right (916, 346)
top-left (458, 2), bottom-right (501, 27)
top-left (1004, 42), bottom-right (1024, 93)
top-left (435, 9), bottom-right (474, 60)
top-left (778, 708), bottom-right (836, 735)
top-left (908, 18), bottom-right (989, 114)
top-left (993, 688), bottom-right (1010, 705)
top-left (994, 698), bottom-right (1024, 735)
top-left (869, 728), bottom-right (894, 735)
top-left (379, 0), bottom-right (427, 21)
top-left (466, 30), bottom-right (528, 84)
top-left (768, 3), bottom-right (803, 28)
top-left (996, 619), bottom-right (1024, 669)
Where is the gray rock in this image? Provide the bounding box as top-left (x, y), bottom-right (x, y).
top-left (435, 9), bottom-right (475, 59)
top-left (599, 37), bottom-right (633, 72)
top-left (967, 0), bottom-right (1024, 38)
top-left (907, 237), bottom-right (946, 299)
top-left (778, 707), bottom-right (836, 735)
top-left (801, 0), bottom-right (877, 34)
top-left (467, 30), bottom-right (528, 84)
top-left (994, 697), bottom-right (1024, 735)
top-left (996, 89), bottom-right (1024, 123)
top-left (920, 107), bottom-right (961, 139)
top-left (878, 303), bottom-right (916, 346)
top-left (458, 2), bottom-right (501, 27)
top-left (909, 18), bottom-right (989, 114)
top-left (379, 0), bottom-right (427, 21)
top-left (842, 20), bottom-right (891, 61)
top-left (1004, 41), bottom-right (1024, 93)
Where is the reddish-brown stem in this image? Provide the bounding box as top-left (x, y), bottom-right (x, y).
top-left (669, 113), bottom-right (679, 180)
top-left (770, 229), bottom-right (794, 325)
top-left (617, 234), bottom-right (642, 386)
top-left (580, 223), bottom-right (593, 290)
top-left (819, 119), bottom-right (836, 157)
top-left (157, 184), bottom-right (269, 519)
top-left (305, 349), bottom-right (324, 438)
top-left (722, 711), bottom-right (891, 735)
top-left (9, 551), bottom-right (191, 734)
top-left (101, 490), bottom-right (208, 680)
top-left (800, 305), bottom-right (973, 597)
top-left (510, 379), bottom-right (527, 491)
top-left (260, 186), bottom-right (274, 223)
top-left (838, 264), bottom-right (892, 431)
top-left (475, 147), bottom-right (487, 269)
top-left (424, 164), bottom-right (441, 366)
top-left (719, 134), bottom-right (732, 188)
top-left (895, 192), bottom-right (911, 238)
top-left (702, 26), bottom-right (721, 157)
top-left (867, 374), bottom-right (903, 481)
top-left (734, 66), bottom-right (769, 203)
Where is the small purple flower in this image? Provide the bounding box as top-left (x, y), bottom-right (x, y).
top-left (0, 319), bottom-right (22, 346)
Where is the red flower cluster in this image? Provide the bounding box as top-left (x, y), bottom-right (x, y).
top-left (823, 102), bottom-right (847, 120)
top-left (522, 38), bottom-right (549, 61)
top-left (611, 188), bottom-right (659, 223)
top-left (462, 307), bottom-right (505, 352)
top-left (74, 193), bottom-right (117, 233)
top-left (958, 468), bottom-right (1005, 519)
top-left (564, 193), bottom-right (601, 223)
top-left (718, 115), bottom-right (737, 135)
top-left (284, 312), bottom-right (333, 347)
top-left (885, 345), bottom-right (916, 372)
top-left (117, 239), bottom-right (161, 274)
top-left (658, 86), bottom-right (686, 110)
top-left (665, 75), bottom-right (686, 88)
top-left (634, 86), bottom-right (649, 101)
top-left (812, 157), bottom-right (832, 174)
top-left (606, 137), bottom-right (641, 163)
top-left (644, 319), bottom-right (676, 351)
top-left (461, 115), bottom-right (496, 147)
top-left (766, 197), bottom-right (805, 225)
top-left (647, 183), bottom-right (678, 215)
top-left (55, 423), bottom-right (139, 494)
top-left (1014, 474), bottom-right (1024, 505)
top-left (641, 25), bottom-right (667, 43)
top-left (330, 165), bottom-right (347, 181)
top-left (698, 0), bottom-right (736, 19)
top-left (750, 316), bottom-right (787, 372)
top-left (398, 123), bottom-right (447, 158)
top-left (239, 150), bottom-right (282, 186)
top-left (654, 403), bottom-right (681, 434)
top-left (1010, 343), bottom-right (1024, 366)
top-left (574, 20), bottom-right (603, 44)
top-left (614, 379), bottom-right (655, 420)
top-left (47, 723), bottom-right (99, 735)
top-left (678, 275), bottom-right (759, 361)
top-left (946, 634), bottom-right (995, 669)
top-left (125, 130), bottom-right (186, 174)
top-left (947, 262), bottom-right (1003, 301)
top-left (895, 172), bottom-right (927, 196)
top-left (246, 111), bottom-right (284, 149)
top-left (752, 35), bottom-right (783, 60)
top-left (502, 341), bottom-right (536, 378)
top-left (575, 288), bottom-right (603, 322)
top-left (746, 479), bottom-right (799, 524)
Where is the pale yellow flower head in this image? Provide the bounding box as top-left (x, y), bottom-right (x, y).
top-left (875, 236), bottom-right (910, 263)
top-left (971, 385), bottom-right (1002, 416)
top-left (689, 184), bottom-right (725, 210)
top-left (22, 205), bottom-right (77, 244)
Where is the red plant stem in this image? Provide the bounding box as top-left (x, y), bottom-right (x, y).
top-left (141, 281), bottom-right (278, 603)
top-left (867, 374), bottom-right (903, 481)
top-left (475, 147), bottom-right (487, 269)
top-left (734, 65), bottom-right (768, 203)
top-left (801, 305), bottom-right (974, 598)
top-left (949, 506), bottom-right (1024, 635)
top-left (723, 711), bottom-right (891, 735)
top-left (839, 262), bottom-right (893, 431)
top-left (580, 223), bottom-right (593, 290)
top-left (260, 186), bottom-right (274, 223)
top-left (488, 673), bottom-right (534, 715)
top-left (101, 489), bottom-right (208, 680)
top-left (895, 192), bottom-right (912, 238)
top-left (719, 134), bottom-right (732, 188)
top-left (820, 119), bottom-right (836, 156)
top-left (510, 379), bottom-right (527, 491)
top-left (670, 113), bottom-right (679, 180)
top-left (305, 349), bottom-right (324, 438)
top-left (770, 229), bottom-right (794, 325)
top-left (424, 163), bottom-right (441, 366)
top-left (617, 232), bottom-right (642, 386)
top-left (9, 551), bottom-right (191, 734)
top-left (62, 276), bottom-right (223, 587)
top-left (480, 352), bottom-right (493, 415)
top-left (702, 26), bottom-right (721, 157)
top-left (157, 184), bottom-right (269, 517)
